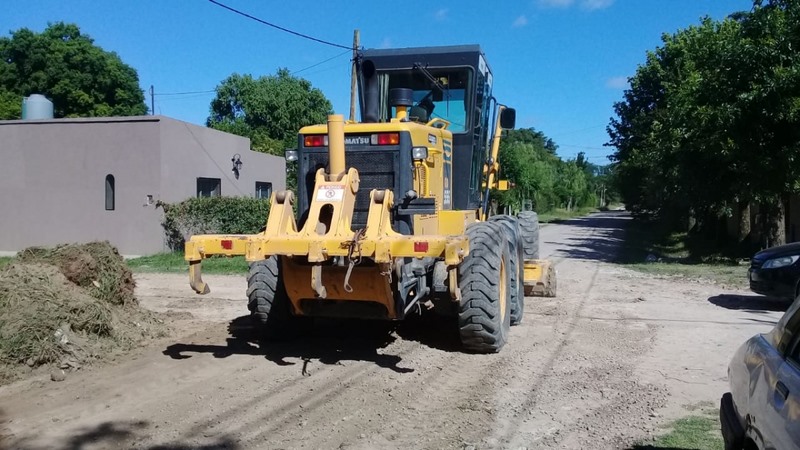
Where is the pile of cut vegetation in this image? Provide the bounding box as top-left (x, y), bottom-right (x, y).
top-left (0, 242), bottom-right (164, 383)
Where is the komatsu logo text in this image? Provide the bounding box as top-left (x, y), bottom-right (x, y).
top-left (345, 136), bottom-right (370, 145)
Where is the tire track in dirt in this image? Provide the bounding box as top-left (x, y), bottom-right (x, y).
top-left (491, 261), bottom-right (601, 445)
top-left (139, 331), bottom-right (430, 448)
top-left (485, 215), bottom-right (666, 448)
top-left (239, 223), bottom-right (607, 449)
top-left (4, 212), bottom-right (686, 450)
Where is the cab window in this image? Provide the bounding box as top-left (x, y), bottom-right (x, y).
top-left (381, 68), bottom-right (473, 133)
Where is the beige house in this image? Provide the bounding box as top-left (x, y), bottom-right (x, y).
top-left (0, 115), bottom-right (285, 256)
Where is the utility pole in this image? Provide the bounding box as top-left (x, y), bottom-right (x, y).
top-left (349, 29), bottom-right (360, 122)
top-left (149, 85), bottom-right (155, 116)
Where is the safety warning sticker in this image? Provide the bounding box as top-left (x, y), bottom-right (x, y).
top-left (316, 185), bottom-right (345, 202)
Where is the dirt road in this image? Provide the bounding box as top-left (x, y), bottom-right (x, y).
top-left (0, 211), bottom-right (787, 449)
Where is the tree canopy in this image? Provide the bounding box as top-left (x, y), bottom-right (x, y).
top-left (207, 69), bottom-right (333, 156)
top-left (495, 128), bottom-right (608, 214)
top-left (0, 22), bottom-right (147, 119)
top-left (608, 0), bottom-right (800, 247)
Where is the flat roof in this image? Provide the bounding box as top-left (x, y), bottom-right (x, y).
top-left (361, 44), bottom-right (482, 58)
top-left (0, 115), bottom-right (162, 126)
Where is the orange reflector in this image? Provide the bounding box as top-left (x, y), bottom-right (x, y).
top-left (304, 135), bottom-right (327, 147)
top-left (374, 133), bottom-right (400, 145)
top-left (221, 240), bottom-right (233, 250)
top-left (414, 241), bottom-right (429, 252)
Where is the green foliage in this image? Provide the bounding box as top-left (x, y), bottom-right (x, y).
top-left (609, 1), bottom-right (800, 246)
top-left (0, 89), bottom-right (21, 119)
top-left (159, 197), bottom-right (270, 251)
top-left (127, 252), bottom-right (248, 274)
top-left (0, 22), bottom-right (147, 118)
top-left (207, 69), bottom-right (333, 156)
top-left (634, 410), bottom-right (723, 450)
top-left (621, 217), bottom-right (748, 288)
top-left (495, 128), bottom-right (607, 213)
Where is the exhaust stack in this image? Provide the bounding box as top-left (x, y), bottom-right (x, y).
top-left (327, 114), bottom-right (346, 180)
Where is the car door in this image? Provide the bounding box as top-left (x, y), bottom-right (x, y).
top-left (755, 300), bottom-right (800, 450)
top-left (770, 337), bottom-right (800, 449)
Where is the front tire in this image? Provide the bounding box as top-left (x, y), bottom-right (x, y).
top-left (247, 256), bottom-right (304, 339)
top-left (489, 215), bottom-right (525, 325)
top-left (458, 222), bottom-right (512, 353)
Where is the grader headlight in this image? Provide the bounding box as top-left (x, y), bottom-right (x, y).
top-left (411, 146), bottom-right (428, 160)
top-left (284, 149), bottom-right (299, 162)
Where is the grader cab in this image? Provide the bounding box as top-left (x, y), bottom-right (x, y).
top-left (184, 45), bottom-right (556, 353)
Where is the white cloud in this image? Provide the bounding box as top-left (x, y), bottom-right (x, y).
top-left (512, 15), bottom-right (528, 28)
top-left (605, 76), bottom-right (628, 89)
top-left (581, 0), bottom-right (614, 11)
top-left (537, 0), bottom-right (614, 11)
top-left (434, 8), bottom-right (448, 21)
top-left (537, 0), bottom-right (574, 8)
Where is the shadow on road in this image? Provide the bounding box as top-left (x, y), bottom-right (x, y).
top-left (545, 212), bottom-right (631, 263)
top-left (163, 315), bottom-right (425, 374)
top-left (629, 445), bottom-right (695, 450)
top-left (394, 313), bottom-right (463, 352)
top-left (8, 419), bottom-right (239, 450)
top-left (708, 294), bottom-right (791, 313)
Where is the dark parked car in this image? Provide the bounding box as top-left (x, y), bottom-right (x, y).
top-left (721, 297), bottom-right (800, 450)
top-left (750, 243), bottom-right (800, 299)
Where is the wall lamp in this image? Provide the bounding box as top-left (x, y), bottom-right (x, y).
top-left (232, 154), bottom-right (243, 179)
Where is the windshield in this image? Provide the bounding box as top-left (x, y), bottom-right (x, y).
top-left (379, 67), bottom-right (472, 132)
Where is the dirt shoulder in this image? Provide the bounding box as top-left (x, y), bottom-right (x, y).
top-left (0, 212), bottom-right (784, 449)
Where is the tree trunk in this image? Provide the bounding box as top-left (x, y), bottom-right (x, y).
top-left (767, 200), bottom-right (786, 247)
top-left (737, 201), bottom-right (751, 244)
top-left (687, 212), bottom-right (697, 233)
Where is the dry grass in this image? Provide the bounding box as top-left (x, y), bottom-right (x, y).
top-left (0, 242), bottom-right (164, 384)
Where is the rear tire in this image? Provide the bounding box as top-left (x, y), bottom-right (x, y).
top-left (458, 222), bottom-right (512, 353)
top-left (518, 211), bottom-right (540, 260)
top-left (247, 256), bottom-right (305, 340)
top-left (489, 215), bottom-right (525, 325)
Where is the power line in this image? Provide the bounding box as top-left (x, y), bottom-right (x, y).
top-left (208, 0), bottom-right (354, 50)
top-left (155, 89), bottom-right (216, 96)
top-left (546, 124), bottom-right (607, 138)
top-left (292, 49), bottom-right (351, 74)
top-left (150, 50), bottom-right (351, 107)
top-left (182, 122), bottom-right (247, 196)
top-left (558, 143), bottom-right (608, 151)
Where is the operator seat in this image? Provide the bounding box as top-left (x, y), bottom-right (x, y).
top-left (409, 105), bottom-right (429, 123)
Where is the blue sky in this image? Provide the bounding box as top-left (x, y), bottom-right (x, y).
top-left (5, 0), bottom-right (753, 163)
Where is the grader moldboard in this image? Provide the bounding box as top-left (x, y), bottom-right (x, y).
top-left (185, 45), bottom-right (556, 353)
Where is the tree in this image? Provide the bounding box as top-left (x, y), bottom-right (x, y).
top-left (207, 69), bottom-right (333, 156)
top-left (495, 128), bottom-right (601, 213)
top-left (608, 0), bottom-right (800, 249)
top-left (0, 22), bottom-right (147, 119)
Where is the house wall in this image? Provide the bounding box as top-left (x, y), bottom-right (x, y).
top-left (0, 117), bottom-right (164, 256)
top-left (0, 116), bottom-right (286, 257)
top-left (158, 117), bottom-right (285, 202)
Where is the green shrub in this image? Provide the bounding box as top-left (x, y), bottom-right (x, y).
top-left (158, 197), bottom-right (270, 251)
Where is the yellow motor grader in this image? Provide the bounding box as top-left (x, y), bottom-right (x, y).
top-left (184, 45), bottom-right (556, 353)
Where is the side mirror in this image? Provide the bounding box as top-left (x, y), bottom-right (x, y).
top-left (500, 108), bottom-right (516, 130)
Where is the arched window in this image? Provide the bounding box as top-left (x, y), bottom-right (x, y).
top-left (105, 174), bottom-right (115, 210)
